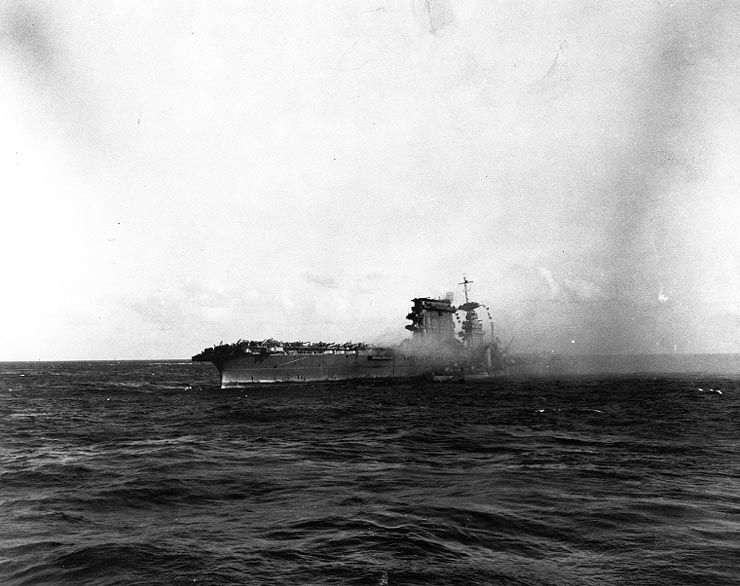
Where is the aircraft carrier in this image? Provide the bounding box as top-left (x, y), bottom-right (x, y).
top-left (193, 278), bottom-right (503, 388)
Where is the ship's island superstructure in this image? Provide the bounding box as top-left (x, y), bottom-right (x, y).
top-left (193, 278), bottom-right (503, 387)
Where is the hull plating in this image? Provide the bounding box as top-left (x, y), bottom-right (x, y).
top-left (217, 352), bottom-right (436, 387)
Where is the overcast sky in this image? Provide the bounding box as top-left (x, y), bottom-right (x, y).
top-left (2, 0), bottom-right (740, 359)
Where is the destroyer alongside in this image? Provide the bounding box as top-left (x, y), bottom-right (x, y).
top-left (193, 278), bottom-right (504, 387)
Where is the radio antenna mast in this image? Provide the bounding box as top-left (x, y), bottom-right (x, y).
top-left (459, 276), bottom-right (473, 305)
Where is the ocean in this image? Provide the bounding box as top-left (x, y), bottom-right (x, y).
top-left (1, 360), bottom-right (739, 585)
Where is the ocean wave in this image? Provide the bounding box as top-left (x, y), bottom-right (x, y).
top-left (3, 364), bottom-right (740, 585)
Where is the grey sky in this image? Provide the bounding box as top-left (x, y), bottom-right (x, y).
top-left (2, 1), bottom-right (739, 359)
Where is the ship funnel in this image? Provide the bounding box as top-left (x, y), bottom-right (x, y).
top-left (406, 297), bottom-right (457, 342)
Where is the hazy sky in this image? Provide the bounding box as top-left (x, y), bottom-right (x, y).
top-left (2, 1), bottom-right (740, 359)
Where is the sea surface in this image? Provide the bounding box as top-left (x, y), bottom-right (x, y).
top-left (1, 360), bottom-right (739, 585)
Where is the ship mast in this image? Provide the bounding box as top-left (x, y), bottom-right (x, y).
top-left (459, 276), bottom-right (473, 305)
top-left (457, 276), bottom-right (484, 347)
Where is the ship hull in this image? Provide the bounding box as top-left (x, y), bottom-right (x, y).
top-left (214, 351), bottom-right (446, 388)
